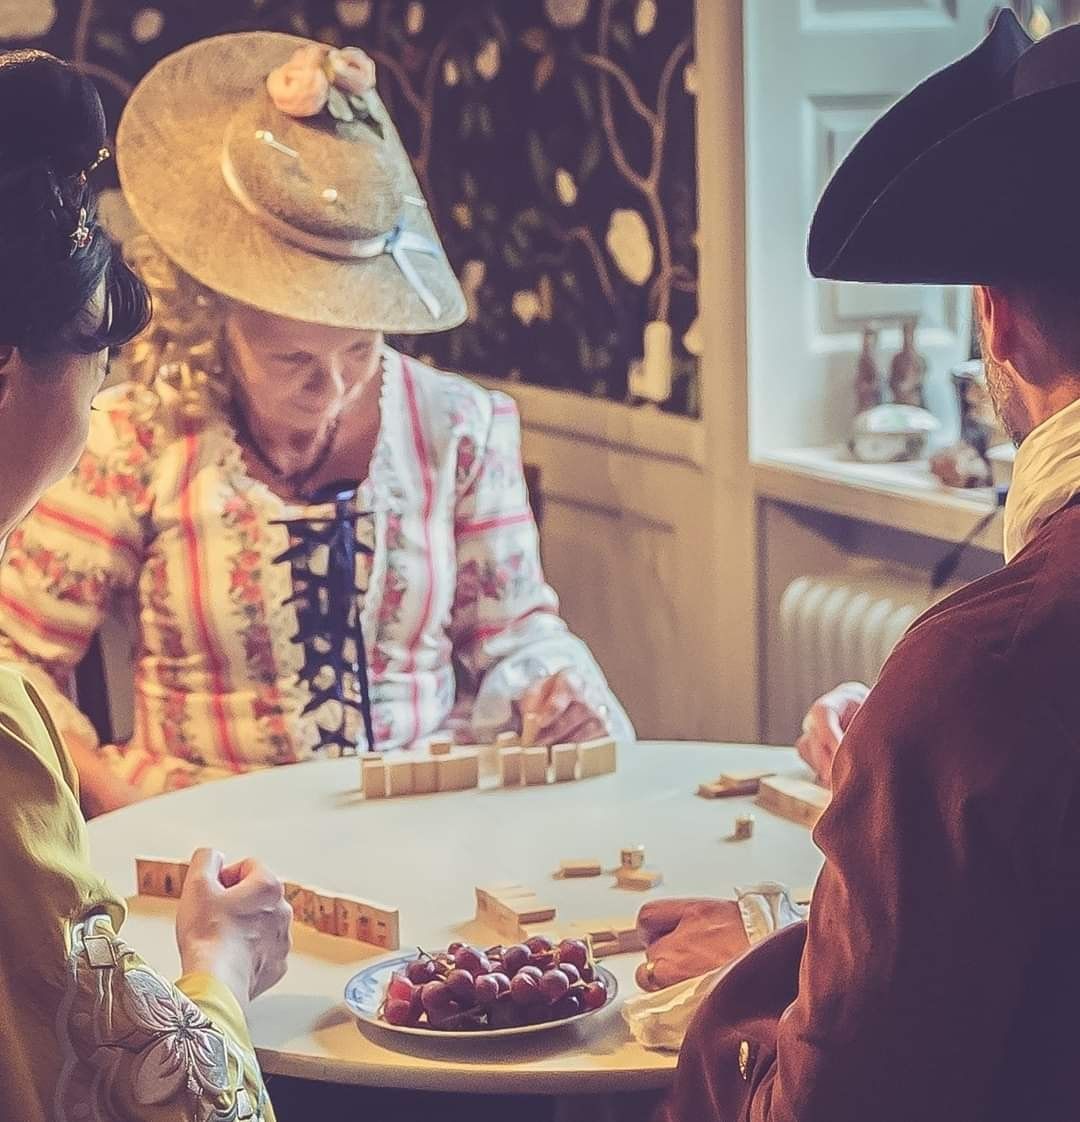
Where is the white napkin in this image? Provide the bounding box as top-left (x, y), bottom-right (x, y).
top-left (621, 883), bottom-right (807, 1052)
top-left (621, 962), bottom-right (733, 1051)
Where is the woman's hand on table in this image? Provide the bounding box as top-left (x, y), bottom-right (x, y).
top-left (517, 669), bottom-right (610, 747)
top-left (634, 898), bottom-right (750, 991)
top-left (64, 733), bottom-right (142, 819)
top-left (176, 848), bottom-right (292, 1011)
top-left (795, 680), bottom-right (870, 787)
top-left (79, 769), bottom-right (141, 818)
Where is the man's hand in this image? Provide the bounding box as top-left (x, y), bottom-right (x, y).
top-left (517, 669), bottom-right (609, 747)
top-left (175, 848), bottom-right (292, 1011)
top-left (634, 898), bottom-right (750, 991)
top-left (795, 681), bottom-right (870, 787)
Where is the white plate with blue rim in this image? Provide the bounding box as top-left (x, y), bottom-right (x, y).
top-left (344, 952), bottom-right (619, 1040)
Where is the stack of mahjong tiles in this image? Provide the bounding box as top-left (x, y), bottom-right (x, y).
top-left (474, 881), bottom-right (558, 942)
top-left (475, 878), bottom-right (644, 962)
top-left (134, 857), bottom-right (399, 951)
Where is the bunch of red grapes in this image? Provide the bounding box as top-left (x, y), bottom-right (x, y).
top-left (381, 935), bottom-right (609, 1031)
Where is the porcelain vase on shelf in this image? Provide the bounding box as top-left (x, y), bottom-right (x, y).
top-left (849, 403), bottom-right (941, 464)
top-left (888, 316), bottom-right (928, 409)
top-left (854, 323), bottom-right (883, 412)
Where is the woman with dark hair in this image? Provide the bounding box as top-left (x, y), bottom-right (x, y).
top-left (0, 50), bottom-right (289, 1122)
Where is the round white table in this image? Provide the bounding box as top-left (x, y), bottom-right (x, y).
top-left (87, 741), bottom-right (823, 1096)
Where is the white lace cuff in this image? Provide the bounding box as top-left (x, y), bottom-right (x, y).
top-left (470, 643), bottom-right (636, 743)
top-left (735, 881), bottom-right (808, 945)
top-left (623, 885), bottom-right (809, 1053)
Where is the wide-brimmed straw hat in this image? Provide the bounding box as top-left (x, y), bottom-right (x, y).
top-left (807, 9), bottom-right (1080, 286)
top-left (117, 31), bottom-right (466, 332)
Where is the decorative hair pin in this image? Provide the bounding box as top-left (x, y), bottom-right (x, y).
top-left (78, 146), bottom-right (112, 185)
top-left (254, 129), bottom-right (299, 159)
top-left (254, 130), bottom-right (340, 206)
top-left (68, 147), bottom-right (110, 251)
top-left (69, 207), bottom-right (93, 254)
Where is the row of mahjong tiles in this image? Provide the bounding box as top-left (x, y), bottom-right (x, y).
top-left (361, 735), bottom-right (617, 799)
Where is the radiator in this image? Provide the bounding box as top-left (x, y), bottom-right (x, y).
top-left (771, 568), bottom-right (934, 744)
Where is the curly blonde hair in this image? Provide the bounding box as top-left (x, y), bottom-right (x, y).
top-left (124, 235), bottom-right (232, 425)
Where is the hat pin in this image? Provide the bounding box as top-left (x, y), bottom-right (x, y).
top-left (255, 129), bottom-right (338, 205)
top-left (254, 129), bottom-right (299, 159)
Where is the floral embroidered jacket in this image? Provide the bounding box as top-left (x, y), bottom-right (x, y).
top-left (0, 665), bottom-right (272, 1122)
top-left (0, 349), bottom-right (631, 796)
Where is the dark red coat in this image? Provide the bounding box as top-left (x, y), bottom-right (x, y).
top-left (660, 501), bottom-right (1080, 1121)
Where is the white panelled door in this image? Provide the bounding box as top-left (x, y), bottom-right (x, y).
top-left (745, 0), bottom-right (995, 454)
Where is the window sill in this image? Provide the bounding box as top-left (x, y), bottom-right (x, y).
top-left (753, 446), bottom-right (1002, 552)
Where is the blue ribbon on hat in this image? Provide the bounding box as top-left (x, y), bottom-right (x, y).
top-left (221, 144), bottom-right (444, 319)
top-left (377, 224), bottom-right (442, 319)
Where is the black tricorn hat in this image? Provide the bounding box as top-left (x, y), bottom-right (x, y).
top-left (807, 9), bottom-right (1080, 285)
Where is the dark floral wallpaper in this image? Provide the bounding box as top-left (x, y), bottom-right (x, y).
top-left (4, 0), bottom-right (700, 416)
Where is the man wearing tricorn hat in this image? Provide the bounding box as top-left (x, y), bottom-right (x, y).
top-left (642, 11), bottom-right (1080, 1120)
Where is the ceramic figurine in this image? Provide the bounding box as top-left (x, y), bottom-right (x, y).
top-left (855, 323), bottom-right (883, 412)
top-left (951, 359), bottom-right (1007, 455)
top-left (849, 403), bottom-right (940, 463)
top-left (930, 442), bottom-right (993, 489)
top-left (889, 316), bottom-right (927, 408)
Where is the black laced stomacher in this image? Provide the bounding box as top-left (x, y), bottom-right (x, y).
top-left (272, 480), bottom-right (377, 755)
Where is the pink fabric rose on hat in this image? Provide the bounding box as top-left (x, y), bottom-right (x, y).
top-left (266, 44), bottom-right (331, 117)
top-left (327, 47), bottom-right (377, 95)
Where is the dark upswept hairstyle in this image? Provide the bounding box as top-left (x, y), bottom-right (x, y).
top-left (0, 49), bottom-right (150, 356)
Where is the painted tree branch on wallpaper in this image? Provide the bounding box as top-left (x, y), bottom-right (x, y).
top-left (506, 0), bottom-right (698, 407)
top-left (72, 0), bottom-right (133, 96)
top-left (589, 0), bottom-right (693, 401)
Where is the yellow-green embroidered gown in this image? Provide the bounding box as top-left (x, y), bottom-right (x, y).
top-left (0, 666), bottom-right (273, 1121)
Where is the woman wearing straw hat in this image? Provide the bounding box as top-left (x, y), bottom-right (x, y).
top-left (0, 48), bottom-right (290, 1122)
top-left (0, 32), bottom-right (632, 812)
